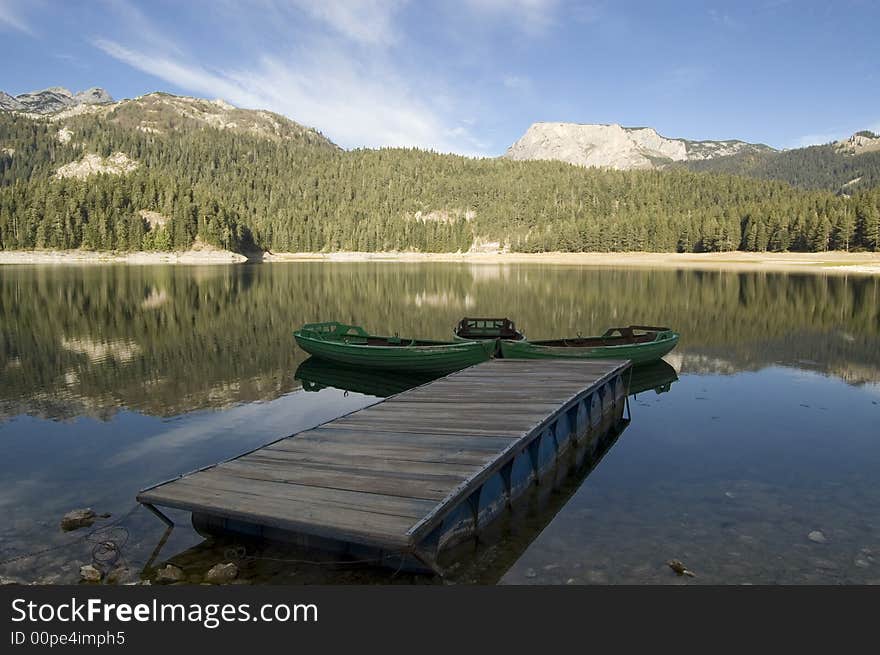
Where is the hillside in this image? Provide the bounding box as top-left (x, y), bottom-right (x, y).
top-left (684, 132), bottom-right (880, 193)
top-left (503, 121), bottom-right (880, 194)
top-left (1, 91), bottom-right (879, 255)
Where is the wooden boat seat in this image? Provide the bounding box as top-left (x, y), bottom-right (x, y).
top-left (456, 317), bottom-right (522, 340)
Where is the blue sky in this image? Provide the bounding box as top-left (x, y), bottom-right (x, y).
top-left (1, 0), bottom-right (878, 155)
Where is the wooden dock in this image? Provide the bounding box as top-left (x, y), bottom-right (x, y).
top-left (138, 359), bottom-right (631, 569)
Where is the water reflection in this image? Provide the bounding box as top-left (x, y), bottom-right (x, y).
top-left (295, 357), bottom-right (437, 398)
top-left (1, 263), bottom-right (879, 585)
top-left (2, 264), bottom-right (879, 421)
top-left (295, 356), bottom-right (680, 399)
top-left (628, 360), bottom-right (679, 396)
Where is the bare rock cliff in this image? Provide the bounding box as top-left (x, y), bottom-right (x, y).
top-left (504, 122), bottom-right (774, 170)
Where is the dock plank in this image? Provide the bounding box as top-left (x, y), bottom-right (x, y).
top-left (246, 448), bottom-right (478, 477)
top-left (181, 470), bottom-right (435, 517)
top-left (217, 460), bottom-right (460, 501)
top-left (138, 358), bottom-right (630, 556)
top-left (267, 437), bottom-right (509, 465)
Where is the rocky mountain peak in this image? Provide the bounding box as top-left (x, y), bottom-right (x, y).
top-left (835, 130), bottom-right (880, 156)
top-left (0, 86), bottom-right (114, 115)
top-left (0, 91), bottom-right (24, 112)
top-left (75, 87), bottom-right (114, 105)
top-left (504, 121), bottom-right (774, 170)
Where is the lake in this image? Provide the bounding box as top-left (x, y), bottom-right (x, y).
top-left (1, 263), bottom-right (879, 585)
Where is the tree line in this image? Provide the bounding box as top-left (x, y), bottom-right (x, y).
top-left (1, 112), bottom-right (879, 253)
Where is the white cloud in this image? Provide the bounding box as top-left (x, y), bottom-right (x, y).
top-left (463, 0), bottom-right (561, 36)
top-left (94, 37), bottom-right (488, 154)
top-left (94, 39), bottom-right (264, 108)
top-left (289, 0), bottom-right (407, 46)
top-left (103, 0), bottom-right (185, 56)
top-left (0, 0), bottom-right (33, 34)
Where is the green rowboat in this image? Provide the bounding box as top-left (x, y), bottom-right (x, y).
top-left (294, 322), bottom-right (495, 373)
top-left (499, 325), bottom-right (679, 365)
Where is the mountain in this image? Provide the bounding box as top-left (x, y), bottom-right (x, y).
top-left (107, 92), bottom-right (336, 144)
top-left (0, 86), bottom-right (114, 115)
top-left (1, 87), bottom-right (879, 255)
top-left (0, 92), bottom-right (24, 112)
top-left (0, 87), bottom-right (336, 146)
top-left (684, 130), bottom-right (880, 192)
top-left (835, 131), bottom-right (880, 156)
top-left (504, 122), bottom-right (880, 193)
top-left (503, 122), bottom-right (774, 170)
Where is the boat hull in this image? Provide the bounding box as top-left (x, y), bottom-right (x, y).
top-left (499, 332), bottom-right (679, 365)
top-left (295, 334), bottom-right (494, 373)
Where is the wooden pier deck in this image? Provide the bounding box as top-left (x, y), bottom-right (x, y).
top-left (138, 359), bottom-right (631, 567)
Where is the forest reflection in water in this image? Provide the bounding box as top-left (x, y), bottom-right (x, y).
top-left (1, 263), bottom-right (879, 585)
top-left (2, 262), bottom-right (879, 421)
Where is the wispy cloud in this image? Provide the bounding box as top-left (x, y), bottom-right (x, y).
top-left (463, 0), bottom-right (561, 36)
top-left (289, 0), bottom-right (407, 47)
top-left (90, 0), bottom-right (493, 154)
top-left (708, 8), bottom-right (743, 30)
top-left (94, 39), bottom-right (263, 107)
top-left (0, 0), bottom-right (34, 34)
top-left (102, 0), bottom-right (184, 56)
top-left (94, 36), bottom-right (487, 154)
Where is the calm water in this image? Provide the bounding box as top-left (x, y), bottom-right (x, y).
top-left (1, 263), bottom-right (879, 585)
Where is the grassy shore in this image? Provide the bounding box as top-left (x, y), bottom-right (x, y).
top-left (2, 249), bottom-right (879, 274)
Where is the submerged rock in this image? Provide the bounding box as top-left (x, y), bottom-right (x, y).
top-left (79, 564), bottom-right (102, 583)
top-left (154, 564), bottom-right (184, 584)
top-left (585, 570), bottom-right (609, 584)
top-left (808, 531), bottom-right (827, 544)
top-left (106, 566), bottom-right (136, 585)
top-left (204, 563), bottom-right (238, 584)
top-left (666, 559), bottom-right (696, 577)
top-left (61, 508), bottom-right (96, 532)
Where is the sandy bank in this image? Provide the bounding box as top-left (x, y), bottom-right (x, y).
top-left (263, 250), bottom-right (880, 275)
top-left (2, 249), bottom-right (879, 274)
top-left (0, 249), bottom-right (247, 265)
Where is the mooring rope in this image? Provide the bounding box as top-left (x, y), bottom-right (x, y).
top-left (0, 504), bottom-right (140, 570)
